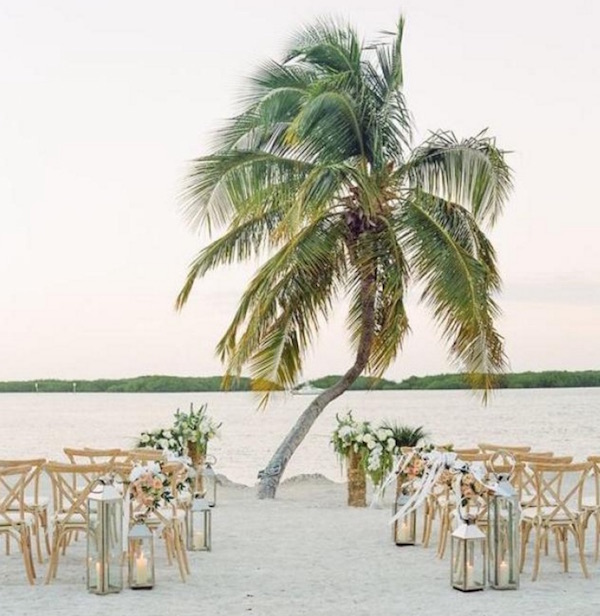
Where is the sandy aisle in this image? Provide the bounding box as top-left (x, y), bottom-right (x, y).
top-left (2, 477), bottom-right (599, 616)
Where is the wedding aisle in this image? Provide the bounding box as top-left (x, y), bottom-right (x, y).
top-left (1, 477), bottom-right (599, 616)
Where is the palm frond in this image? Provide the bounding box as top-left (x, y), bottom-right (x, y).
top-left (406, 130), bottom-right (512, 226)
top-left (400, 191), bottom-right (506, 399)
top-left (381, 422), bottom-right (428, 447)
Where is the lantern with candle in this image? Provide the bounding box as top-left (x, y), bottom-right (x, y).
top-left (86, 479), bottom-right (123, 594)
top-left (201, 459), bottom-right (218, 507)
top-left (451, 517), bottom-right (486, 592)
top-left (186, 494), bottom-right (212, 551)
top-left (487, 462), bottom-right (520, 590)
top-left (392, 492), bottom-right (417, 546)
top-left (128, 520), bottom-right (155, 589)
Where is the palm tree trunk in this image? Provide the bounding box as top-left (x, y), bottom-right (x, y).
top-left (257, 263), bottom-right (376, 499)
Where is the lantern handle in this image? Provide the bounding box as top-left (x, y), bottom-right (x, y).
top-left (205, 454), bottom-right (217, 466)
top-left (488, 450), bottom-right (516, 477)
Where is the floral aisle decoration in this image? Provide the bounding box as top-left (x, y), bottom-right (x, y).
top-left (137, 428), bottom-right (184, 456)
top-left (331, 413), bottom-right (427, 507)
top-left (366, 423), bottom-right (428, 502)
top-left (129, 461), bottom-right (174, 513)
top-left (174, 403), bottom-right (222, 466)
top-left (137, 402), bottom-right (221, 466)
top-left (331, 412), bottom-right (372, 507)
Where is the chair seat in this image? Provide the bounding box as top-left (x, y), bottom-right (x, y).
top-left (521, 506), bottom-right (583, 523)
top-left (8, 496), bottom-right (50, 511)
top-left (0, 512), bottom-right (36, 526)
top-left (581, 497), bottom-right (599, 510)
top-left (53, 512), bottom-right (86, 526)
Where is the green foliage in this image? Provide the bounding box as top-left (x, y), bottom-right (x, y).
top-left (2, 371), bottom-right (600, 393)
top-left (176, 17), bottom-right (512, 400)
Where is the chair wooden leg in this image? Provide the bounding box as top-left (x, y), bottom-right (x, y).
top-left (595, 512), bottom-right (600, 562)
top-left (576, 525), bottom-right (590, 578)
top-left (532, 526), bottom-right (543, 582)
top-left (45, 533), bottom-right (61, 584)
top-left (562, 529), bottom-right (569, 572)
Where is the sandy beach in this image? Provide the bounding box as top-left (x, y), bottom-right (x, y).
top-left (2, 475), bottom-right (599, 616)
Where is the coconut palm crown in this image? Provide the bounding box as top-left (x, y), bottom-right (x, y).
top-left (177, 18), bottom-right (512, 498)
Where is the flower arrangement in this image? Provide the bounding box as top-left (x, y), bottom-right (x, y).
top-left (129, 461), bottom-right (173, 512)
top-left (174, 403), bottom-right (221, 459)
top-left (136, 403), bottom-right (221, 462)
top-left (330, 412), bottom-right (372, 462)
top-left (331, 412), bottom-right (427, 506)
top-left (138, 428), bottom-right (184, 456)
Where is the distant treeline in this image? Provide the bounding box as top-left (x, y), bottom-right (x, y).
top-left (0, 376), bottom-right (255, 393)
top-left (1, 370), bottom-right (599, 393)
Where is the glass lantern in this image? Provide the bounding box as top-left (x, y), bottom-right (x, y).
top-left (128, 520), bottom-right (155, 589)
top-left (86, 481), bottom-right (123, 594)
top-left (392, 492), bottom-right (416, 546)
top-left (186, 494), bottom-right (212, 551)
top-left (202, 462), bottom-right (217, 507)
top-left (488, 473), bottom-right (520, 590)
top-left (451, 519), bottom-right (486, 592)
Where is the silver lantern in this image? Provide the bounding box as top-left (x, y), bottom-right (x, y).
top-left (186, 494), bottom-right (212, 551)
top-left (86, 480), bottom-right (123, 594)
top-left (451, 518), bottom-right (486, 592)
top-left (202, 462), bottom-right (217, 507)
top-left (392, 492), bottom-right (416, 546)
top-left (128, 520), bottom-right (155, 589)
top-left (488, 472), bottom-right (520, 589)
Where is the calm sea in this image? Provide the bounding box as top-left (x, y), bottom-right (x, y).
top-left (1, 389), bottom-right (598, 485)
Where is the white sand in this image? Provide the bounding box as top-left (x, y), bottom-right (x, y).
top-left (2, 476), bottom-right (600, 616)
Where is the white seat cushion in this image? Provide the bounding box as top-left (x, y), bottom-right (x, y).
top-left (0, 512), bottom-right (36, 526)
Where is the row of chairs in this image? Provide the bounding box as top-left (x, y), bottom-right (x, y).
top-left (0, 447), bottom-right (190, 585)
top-left (399, 443), bottom-right (600, 581)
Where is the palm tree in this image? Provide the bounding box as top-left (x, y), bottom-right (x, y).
top-left (176, 18), bottom-right (512, 499)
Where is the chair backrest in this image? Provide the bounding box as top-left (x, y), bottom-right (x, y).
top-left (452, 448), bottom-right (480, 455)
top-left (586, 456), bottom-right (600, 506)
top-left (478, 443), bottom-right (531, 454)
top-left (125, 449), bottom-right (165, 463)
top-left (0, 464), bottom-right (32, 524)
top-left (456, 452), bottom-right (491, 463)
top-left (44, 461), bottom-right (111, 526)
top-left (529, 462), bottom-right (590, 523)
top-left (0, 458), bottom-right (46, 505)
top-left (64, 447), bottom-right (123, 465)
top-left (515, 455), bottom-right (573, 505)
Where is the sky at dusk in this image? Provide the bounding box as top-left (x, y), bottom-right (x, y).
top-left (1, 0), bottom-right (599, 382)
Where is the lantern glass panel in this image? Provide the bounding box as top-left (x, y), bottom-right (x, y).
top-left (128, 522), bottom-right (155, 589)
top-left (86, 484), bottom-right (123, 594)
top-left (450, 524), bottom-right (486, 592)
top-left (187, 496), bottom-right (212, 551)
top-left (488, 488), bottom-right (520, 589)
top-left (202, 465), bottom-right (217, 507)
top-left (392, 494), bottom-right (416, 546)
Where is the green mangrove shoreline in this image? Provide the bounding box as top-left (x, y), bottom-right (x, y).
top-left (1, 371), bottom-right (599, 393)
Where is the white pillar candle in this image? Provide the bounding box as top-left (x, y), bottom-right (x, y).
top-left (193, 530), bottom-right (205, 549)
top-left (135, 552), bottom-right (148, 584)
top-left (499, 560), bottom-right (509, 586)
top-left (466, 563), bottom-right (474, 587)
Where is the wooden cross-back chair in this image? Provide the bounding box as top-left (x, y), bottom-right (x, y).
top-left (520, 461), bottom-right (590, 581)
top-left (514, 454), bottom-right (572, 508)
top-left (583, 455), bottom-right (600, 561)
top-left (0, 464), bottom-right (36, 584)
top-left (0, 458), bottom-right (50, 564)
top-left (479, 443), bottom-right (532, 454)
top-left (64, 447), bottom-right (124, 465)
top-left (43, 461), bottom-right (111, 583)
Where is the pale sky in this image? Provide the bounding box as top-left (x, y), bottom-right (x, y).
top-left (1, 0), bottom-right (599, 382)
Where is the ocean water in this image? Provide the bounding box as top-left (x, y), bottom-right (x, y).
top-left (1, 388), bottom-right (598, 485)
